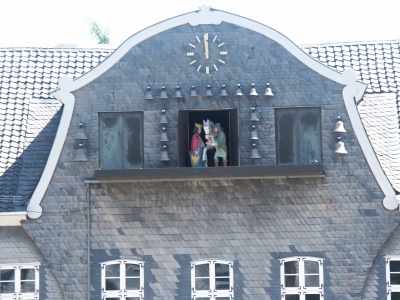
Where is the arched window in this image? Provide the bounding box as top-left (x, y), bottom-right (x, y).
top-left (191, 259), bottom-right (233, 300)
top-left (280, 257), bottom-right (323, 300)
top-left (101, 260), bottom-right (144, 300)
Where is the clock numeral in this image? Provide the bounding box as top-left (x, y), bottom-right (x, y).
top-left (187, 52), bottom-right (194, 56)
top-left (213, 64), bottom-right (219, 71)
top-left (213, 35), bottom-right (218, 42)
top-left (218, 59), bottom-right (226, 64)
top-left (196, 36), bottom-right (201, 43)
top-left (190, 60), bottom-right (197, 65)
top-left (206, 66), bottom-right (210, 74)
top-left (189, 43), bottom-right (196, 48)
top-left (197, 65), bottom-right (202, 72)
top-left (220, 51), bottom-right (228, 56)
top-left (218, 42), bottom-right (225, 48)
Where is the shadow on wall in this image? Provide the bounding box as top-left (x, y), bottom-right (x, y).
top-left (0, 107), bottom-right (63, 212)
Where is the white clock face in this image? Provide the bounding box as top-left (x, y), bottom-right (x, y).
top-left (186, 33), bottom-right (228, 74)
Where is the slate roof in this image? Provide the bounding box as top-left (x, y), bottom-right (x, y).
top-left (0, 48), bottom-right (113, 211)
top-left (303, 41), bottom-right (400, 192)
top-left (1, 40), bottom-right (400, 211)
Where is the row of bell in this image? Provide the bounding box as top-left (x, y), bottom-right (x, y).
top-left (74, 122), bottom-right (89, 162)
top-left (145, 83), bottom-right (273, 100)
top-left (334, 116), bottom-right (347, 154)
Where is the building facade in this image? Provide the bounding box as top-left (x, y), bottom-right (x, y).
top-left (1, 7), bottom-right (400, 300)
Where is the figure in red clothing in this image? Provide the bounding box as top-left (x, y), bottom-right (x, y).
top-left (190, 123), bottom-right (205, 167)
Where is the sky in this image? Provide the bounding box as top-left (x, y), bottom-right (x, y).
top-left (1, 0), bottom-right (400, 48)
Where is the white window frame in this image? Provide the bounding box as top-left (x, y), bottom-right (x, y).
top-left (280, 257), bottom-right (323, 300)
top-left (101, 260), bottom-right (144, 300)
top-left (191, 259), bottom-right (234, 300)
top-left (0, 262), bottom-right (40, 300)
top-left (385, 256), bottom-right (400, 299)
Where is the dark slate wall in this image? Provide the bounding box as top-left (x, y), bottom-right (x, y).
top-left (0, 226), bottom-right (64, 299)
top-left (21, 22), bottom-right (400, 299)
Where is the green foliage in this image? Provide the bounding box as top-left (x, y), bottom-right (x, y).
top-left (88, 19), bottom-right (110, 45)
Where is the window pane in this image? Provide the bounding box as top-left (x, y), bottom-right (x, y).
top-left (99, 113), bottom-right (122, 169)
top-left (21, 268), bottom-right (36, 280)
top-left (126, 298), bottom-right (140, 300)
top-left (0, 281), bottom-right (14, 293)
top-left (391, 292), bottom-right (400, 300)
top-left (305, 295), bottom-right (320, 300)
top-left (215, 277), bottom-right (230, 290)
top-left (126, 264), bottom-right (140, 277)
top-left (391, 261), bottom-right (400, 272)
top-left (298, 110), bottom-right (321, 164)
top-left (304, 261), bottom-right (319, 274)
top-left (277, 110), bottom-right (296, 164)
top-left (0, 269), bottom-right (15, 280)
top-left (21, 281), bottom-right (36, 293)
top-left (391, 273), bottom-right (400, 285)
top-left (106, 264), bottom-right (120, 277)
top-left (126, 278), bottom-right (140, 290)
top-left (195, 278), bottom-right (210, 290)
top-left (195, 264), bottom-right (210, 277)
top-left (305, 275), bottom-right (319, 287)
top-left (105, 298), bottom-right (120, 300)
top-left (284, 261), bottom-right (299, 274)
top-left (105, 278), bottom-right (120, 290)
top-left (285, 275), bottom-right (299, 287)
top-left (215, 264), bottom-right (229, 277)
top-left (285, 295), bottom-right (300, 300)
top-left (122, 113), bottom-right (143, 169)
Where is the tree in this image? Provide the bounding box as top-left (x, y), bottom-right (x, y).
top-left (88, 19), bottom-right (110, 44)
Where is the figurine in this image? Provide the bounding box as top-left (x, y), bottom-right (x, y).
top-left (202, 119), bottom-right (216, 167)
top-left (213, 123), bottom-right (228, 166)
top-left (190, 123), bottom-right (205, 167)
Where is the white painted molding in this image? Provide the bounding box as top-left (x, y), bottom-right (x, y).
top-left (0, 212), bottom-right (27, 226)
top-left (27, 77), bottom-right (76, 219)
top-left (28, 7), bottom-right (397, 215)
top-left (341, 69), bottom-right (397, 210)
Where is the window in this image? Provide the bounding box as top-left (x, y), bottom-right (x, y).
top-left (276, 107), bottom-right (321, 165)
top-left (191, 259), bottom-right (233, 300)
top-left (178, 109), bottom-right (239, 167)
top-left (0, 263), bottom-right (40, 300)
top-left (101, 260), bottom-right (144, 300)
top-left (386, 256), bottom-right (400, 299)
top-left (99, 112), bottom-right (143, 170)
top-left (280, 257), bottom-right (323, 300)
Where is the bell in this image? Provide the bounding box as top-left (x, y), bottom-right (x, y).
top-left (74, 122), bottom-right (88, 140)
top-left (190, 84), bottom-right (198, 97)
top-left (160, 145), bottom-right (170, 161)
top-left (264, 82), bottom-right (274, 97)
top-left (144, 85), bottom-right (154, 100)
top-left (250, 107), bottom-right (259, 122)
top-left (159, 85), bottom-right (168, 100)
top-left (160, 110), bottom-right (168, 124)
top-left (235, 83), bottom-right (243, 96)
top-left (250, 143), bottom-right (261, 159)
top-left (175, 84), bottom-right (183, 98)
top-left (334, 116), bottom-right (346, 133)
top-left (74, 143), bottom-right (89, 162)
top-left (159, 127), bottom-right (170, 142)
top-left (206, 84), bottom-right (213, 97)
top-left (335, 136), bottom-right (348, 154)
top-left (220, 84), bottom-right (228, 97)
top-left (250, 125), bottom-right (259, 140)
top-left (249, 83), bottom-right (258, 96)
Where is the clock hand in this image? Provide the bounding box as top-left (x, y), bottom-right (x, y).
top-left (204, 33), bottom-right (209, 59)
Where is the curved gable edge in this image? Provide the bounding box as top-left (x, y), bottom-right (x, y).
top-left (25, 6), bottom-right (397, 219)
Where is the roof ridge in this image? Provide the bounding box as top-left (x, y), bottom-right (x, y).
top-left (300, 39), bottom-right (400, 48)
